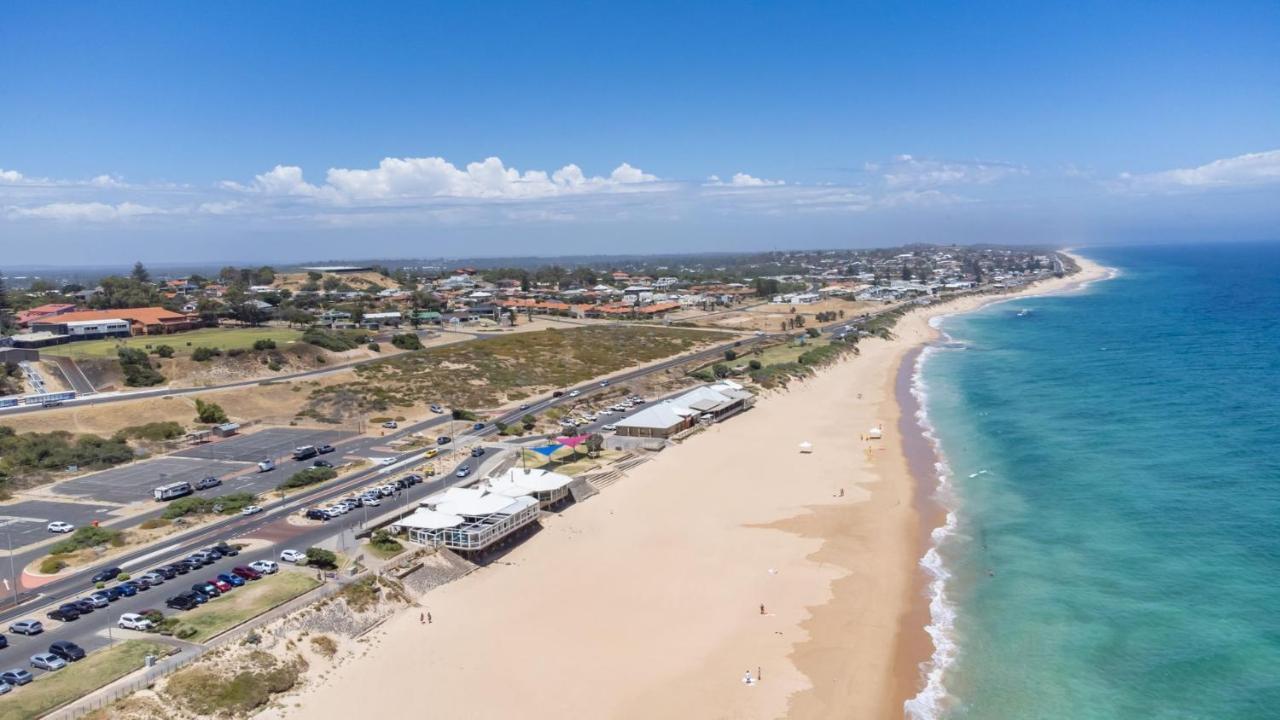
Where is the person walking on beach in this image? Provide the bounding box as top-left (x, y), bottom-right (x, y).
top-left (420, 612), bottom-right (425, 624)
top-left (428, 612), bottom-right (433, 624)
top-left (760, 603), bottom-right (766, 615)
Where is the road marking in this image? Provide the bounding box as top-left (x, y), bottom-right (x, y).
top-left (0, 516), bottom-right (48, 526)
top-left (121, 543), bottom-right (185, 570)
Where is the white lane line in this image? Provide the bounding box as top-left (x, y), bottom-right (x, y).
top-left (121, 542), bottom-right (185, 570)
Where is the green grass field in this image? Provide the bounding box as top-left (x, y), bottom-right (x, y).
top-left (173, 571), bottom-right (321, 642)
top-left (0, 640), bottom-right (169, 720)
top-left (43, 327), bottom-right (303, 359)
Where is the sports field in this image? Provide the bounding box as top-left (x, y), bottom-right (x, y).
top-left (43, 327), bottom-right (303, 359)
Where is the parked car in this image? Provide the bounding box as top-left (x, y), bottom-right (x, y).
top-left (151, 566), bottom-right (177, 580)
top-left (382, 420), bottom-right (398, 429)
top-left (84, 594), bottom-right (109, 609)
top-left (188, 589), bottom-right (211, 604)
top-left (249, 560), bottom-right (279, 574)
top-left (429, 404), bottom-right (444, 413)
top-left (241, 505), bottom-right (264, 516)
top-left (231, 566), bottom-right (262, 581)
top-left (362, 496), bottom-right (381, 507)
top-left (46, 521), bottom-right (74, 533)
top-left (115, 582), bottom-right (139, 597)
top-left (437, 435), bottom-right (452, 445)
top-left (214, 543), bottom-right (240, 557)
top-left (193, 582), bottom-right (220, 597)
top-left (194, 476), bottom-right (222, 490)
top-left (69, 599), bottom-right (96, 614)
top-left (46, 605), bottom-right (80, 622)
top-left (100, 587), bottom-right (124, 602)
top-left (30, 653), bottom-right (67, 671)
top-left (165, 594), bottom-right (198, 611)
top-left (603, 424), bottom-right (617, 432)
top-left (456, 465), bottom-right (471, 478)
top-left (0, 635), bottom-right (7, 649)
top-left (90, 567), bottom-right (122, 583)
top-left (280, 549), bottom-right (306, 564)
top-left (317, 444), bottom-right (335, 454)
top-left (404, 474), bottom-right (423, 485)
top-left (0, 680), bottom-right (10, 695)
top-left (210, 578), bottom-right (233, 593)
top-left (0, 669), bottom-right (33, 686)
top-left (304, 508), bottom-right (330, 521)
top-left (118, 613), bottom-right (155, 630)
top-left (48, 641), bottom-right (86, 662)
top-left (138, 572), bottom-right (165, 587)
top-left (313, 459), bottom-right (334, 468)
top-left (217, 572), bottom-right (245, 588)
top-left (8, 617), bottom-right (42, 632)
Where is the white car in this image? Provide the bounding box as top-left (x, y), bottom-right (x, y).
top-left (279, 549), bottom-right (306, 564)
top-left (257, 459), bottom-right (275, 472)
top-left (598, 409), bottom-right (614, 416)
top-left (118, 613), bottom-right (154, 631)
top-left (47, 521), bottom-right (75, 534)
top-left (362, 497), bottom-right (381, 507)
top-left (0, 680), bottom-right (11, 695)
top-left (240, 505), bottom-right (263, 516)
top-left (568, 390), bottom-right (580, 397)
top-left (603, 424), bottom-right (617, 432)
top-left (249, 560), bottom-right (278, 574)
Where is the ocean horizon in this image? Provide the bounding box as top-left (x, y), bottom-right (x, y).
top-left (907, 242), bottom-right (1280, 719)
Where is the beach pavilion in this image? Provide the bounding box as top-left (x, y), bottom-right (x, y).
top-left (487, 467), bottom-right (576, 509)
top-left (400, 487), bottom-right (540, 555)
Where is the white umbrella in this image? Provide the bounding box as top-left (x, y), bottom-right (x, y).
top-left (798, 441), bottom-right (813, 453)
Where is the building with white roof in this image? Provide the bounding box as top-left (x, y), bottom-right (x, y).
top-left (401, 486), bottom-right (540, 554)
top-left (488, 467), bottom-right (575, 507)
top-left (614, 382), bottom-right (755, 438)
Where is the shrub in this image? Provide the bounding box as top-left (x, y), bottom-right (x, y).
top-left (367, 342), bottom-right (381, 353)
top-left (268, 360), bottom-right (282, 371)
top-left (277, 466), bottom-right (336, 491)
top-left (0, 428), bottom-right (133, 475)
top-left (227, 348), bottom-right (247, 358)
top-left (749, 359), bottom-right (763, 370)
top-left (690, 368), bottom-right (715, 382)
top-left (139, 517), bottom-right (170, 530)
top-left (39, 557), bottom-right (66, 574)
top-left (390, 333), bottom-right (422, 351)
top-left (162, 492), bottom-right (257, 519)
top-left (806, 327), bottom-right (821, 338)
top-left (153, 344), bottom-right (175, 358)
top-left (450, 408), bottom-right (477, 421)
top-left (724, 349), bottom-right (737, 361)
top-left (712, 363), bottom-right (730, 378)
top-left (310, 634), bottom-right (338, 658)
top-left (50, 526), bottom-right (124, 555)
top-left (191, 346), bottom-right (222, 361)
top-left (304, 547), bottom-right (338, 569)
top-left (175, 625), bottom-right (198, 640)
top-left (114, 421), bottom-right (185, 442)
top-left (302, 328), bottom-right (367, 352)
top-left (118, 347), bottom-right (164, 386)
top-left (194, 398), bottom-right (229, 424)
top-left (252, 339), bottom-right (277, 351)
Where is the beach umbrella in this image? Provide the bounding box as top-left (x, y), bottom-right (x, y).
top-left (798, 441), bottom-right (813, 453)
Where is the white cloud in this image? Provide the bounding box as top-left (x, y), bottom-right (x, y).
top-left (6, 201), bottom-right (166, 222)
top-left (705, 172), bottom-right (785, 187)
top-left (1113, 149), bottom-right (1280, 192)
top-left (0, 169), bottom-right (28, 184)
top-left (868, 154), bottom-right (1026, 188)
top-left (224, 156), bottom-right (664, 204)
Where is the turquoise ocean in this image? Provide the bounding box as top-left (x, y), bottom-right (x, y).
top-left (904, 243), bottom-right (1280, 720)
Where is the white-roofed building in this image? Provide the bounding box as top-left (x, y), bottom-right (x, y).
top-left (614, 382), bottom-right (755, 438)
top-left (488, 467), bottom-right (575, 507)
top-left (405, 487), bottom-right (541, 554)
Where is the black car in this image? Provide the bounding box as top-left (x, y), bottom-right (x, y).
top-left (90, 567), bottom-right (122, 584)
top-left (305, 508), bottom-right (330, 521)
top-left (213, 543), bottom-right (239, 557)
top-left (69, 599), bottom-right (96, 614)
top-left (152, 566), bottom-right (177, 580)
top-left (437, 435), bottom-right (452, 445)
top-left (0, 634), bottom-right (7, 649)
top-left (166, 594), bottom-right (198, 611)
top-left (204, 546), bottom-right (225, 559)
top-left (404, 473), bottom-right (423, 485)
top-left (317, 444), bottom-right (335, 454)
top-left (471, 446), bottom-right (485, 457)
top-left (167, 562), bottom-right (190, 575)
top-left (48, 640), bottom-right (86, 662)
top-left (189, 589), bottom-right (211, 604)
top-left (192, 582), bottom-right (220, 598)
top-left (313, 459), bottom-right (334, 468)
top-left (47, 605), bottom-right (80, 622)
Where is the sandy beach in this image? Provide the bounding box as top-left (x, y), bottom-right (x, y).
top-left (260, 253), bottom-right (1110, 720)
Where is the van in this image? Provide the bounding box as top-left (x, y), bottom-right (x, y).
top-left (257, 459), bottom-right (275, 472)
top-left (292, 446), bottom-right (317, 461)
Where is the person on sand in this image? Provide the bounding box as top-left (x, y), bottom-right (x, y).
top-left (760, 603), bottom-right (766, 615)
top-left (428, 612), bottom-right (433, 624)
top-left (743, 671), bottom-right (754, 685)
top-left (420, 612), bottom-right (425, 624)
top-left (839, 488), bottom-right (845, 497)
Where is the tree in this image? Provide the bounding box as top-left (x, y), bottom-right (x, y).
top-left (748, 359), bottom-right (763, 370)
top-left (724, 349), bottom-right (737, 362)
top-left (585, 433), bottom-right (605, 456)
top-left (390, 333), bottom-right (422, 351)
top-left (521, 414), bottom-right (537, 429)
top-left (131, 261), bottom-right (150, 283)
top-left (194, 398), bottom-right (229, 424)
top-left (304, 547), bottom-right (338, 570)
top-left (712, 363), bottom-right (730, 378)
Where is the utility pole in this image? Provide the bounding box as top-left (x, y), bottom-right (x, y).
top-left (6, 533), bottom-right (16, 609)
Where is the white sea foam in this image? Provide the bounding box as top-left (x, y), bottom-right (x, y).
top-left (905, 342), bottom-right (963, 720)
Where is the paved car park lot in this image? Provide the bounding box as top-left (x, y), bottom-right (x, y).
top-left (56, 457), bottom-right (249, 505)
top-left (0, 500), bottom-right (119, 549)
top-left (174, 428), bottom-right (354, 463)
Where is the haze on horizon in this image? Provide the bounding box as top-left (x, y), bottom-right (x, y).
top-left (2, 1), bottom-right (1278, 266)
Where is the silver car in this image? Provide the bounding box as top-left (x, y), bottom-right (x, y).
top-left (30, 653), bottom-right (67, 671)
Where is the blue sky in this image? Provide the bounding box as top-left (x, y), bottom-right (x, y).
top-left (2, 1), bottom-right (1278, 264)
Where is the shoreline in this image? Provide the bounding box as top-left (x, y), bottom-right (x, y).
top-left (894, 251), bottom-right (1114, 719)
top-left (254, 253), bottom-right (1112, 720)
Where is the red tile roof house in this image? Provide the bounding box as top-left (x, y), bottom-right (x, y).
top-left (31, 307), bottom-right (202, 335)
top-left (15, 303), bottom-right (77, 327)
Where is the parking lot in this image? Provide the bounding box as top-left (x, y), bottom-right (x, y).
top-left (0, 500), bottom-right (120, 549)
top-left (56, 457), bottom-right (250, 505)
top-left (175, 428), bottom-right (354, 463)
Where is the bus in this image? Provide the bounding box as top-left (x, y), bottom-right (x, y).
top-left (154, 481), bottom-right (194, 502)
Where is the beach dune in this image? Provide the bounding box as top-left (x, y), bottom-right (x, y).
top-left (260, 254), bottom-right (1108, 720)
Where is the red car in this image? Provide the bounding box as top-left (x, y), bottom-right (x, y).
top-left (210, 578), bottom-right (232, 593)
top-left (231, 566), bottom-right (261, 581)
